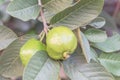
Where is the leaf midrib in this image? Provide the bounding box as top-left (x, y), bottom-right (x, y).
top-left (8, 4), bottom-right (39, 12)
top-left (99, 58), bottom-right (120, 63)
top-left (34, 57), bottom-right (49, 80)
top-left (53, 0), bottom-right (95, 24)
top-left (34, 57), bottom-right (59, 80)
top-left (3, 53), bottom-right (20, 74)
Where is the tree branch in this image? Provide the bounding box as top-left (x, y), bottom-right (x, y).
top-left (38, 0), bottom-right (48, 34)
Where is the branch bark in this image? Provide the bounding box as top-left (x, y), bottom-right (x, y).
top-left (38, 0), bottom-right (48, 34)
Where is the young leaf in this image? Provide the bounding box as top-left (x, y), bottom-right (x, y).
top-left (88, 17), bottom-right (106, 28)
top-left (23, 51), bottom-right (60, 80)
top-left (84, 28), bottom-right (107, 42)
top-left (0, 25), bottom-right (17, 50)
top-left (63, 52), bottom-right (115, 80)
top-left (50, 0), bottom-right (104, 30)
top-left (99, 53), bottom-right (120, 76)
top-left (92, 34), bottom-right (120, 53)
top-left (0, 34), bottom-right (37, 77)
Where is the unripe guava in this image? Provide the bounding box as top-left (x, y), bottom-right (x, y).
top-left (20, 38), bottom-right (46, 66)
top-left (46, 26), bottom-right (77, 60)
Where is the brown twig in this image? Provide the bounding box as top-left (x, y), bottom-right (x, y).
top-left (38, 0), bottom-right (48, 34)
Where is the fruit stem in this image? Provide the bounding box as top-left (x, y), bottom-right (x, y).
top-left (38, 30), bottom-right (44, 38)
top-left (38, 30), bottom-right (45, 41)
top-left (40, 31), bottom-right (45, 41)
top-left (38, 0), bottom-right (48, 34)
top-left (63, 52), bottom-right (70, 59)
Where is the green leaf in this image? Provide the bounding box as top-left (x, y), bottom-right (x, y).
top-left (0, 34), bottom-right (37, 77)
top-left (41, 0), bottom-right (51, 4)
top-left (75, 43), bottom-right (98, 62)
top-left (84, 28), bottom-right (107, 42)
top-left (99, 53), bottom-right (120, 76)
top-left (7, 0), bottom-right (73, 21)
top-left (88, 17), bottom-right (106, 28)
top-left (92, 34), bottom-right (120, 53)
top-left (7, 0), bottom-right (41, 21)
top-left (50, 0), bottom-right (104, 30)
top-left (43, 0), bottom-right (74, 22)
top-left (0, 25), bottom-right (17, 50)
top-left (63, 51), bottom-right (115, 80)
top-left (23, 51), bottom-right (60, 80)
top-left (90, 48), bottom-right (99, 62)
top-left (79, 32), bottom-right (92, 62)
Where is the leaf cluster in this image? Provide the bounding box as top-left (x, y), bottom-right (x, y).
top-left (0, 0), bottom-right (120, 80)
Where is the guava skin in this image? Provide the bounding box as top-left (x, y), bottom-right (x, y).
top-left (46, 26), bottom-right (77, 60)
top-left (20, 38), bottom-right (46, 66)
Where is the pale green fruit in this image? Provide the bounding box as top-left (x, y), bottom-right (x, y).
top-left (20, 38), bottom-right (46, 66)
top-left (46, 26), bottom-right (77, 60)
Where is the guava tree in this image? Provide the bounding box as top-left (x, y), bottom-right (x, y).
top-left (0, 0), bottom-right (119, 80)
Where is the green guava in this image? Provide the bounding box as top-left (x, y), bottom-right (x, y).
top-left (46, 26), bottom-right (77, 60)
top-left (20, 38), bottom-right (46, 66)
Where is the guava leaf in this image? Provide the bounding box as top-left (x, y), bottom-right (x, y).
top-left (84, 28), bottom-right (107, 42)
top-left (7, 0), bottom-right (41, 21)
top-left (88, 17), bottom-right (106, 28)
top-left (90, 48), bottom-right (99, 62)
top-left (7, 0), bottom-right (51, 21)
top-left (7, 0), bottom-right (73, 21)
top-left (43, 0), bottom-right (74, 23)
top-left (0, 25), bottom-right (17, 50)
top-left (77, 32), bottom-right (92, 62)
top-left (63, 51), bottom-right (115, 80)
top-left (0, 34), bottom-right (37, 77)
top-left (92, 34), bottom-right (120, 53)
top-left (23, 51), bottom-right (60, 80)
top-left (50, 0), bottom-right (104, 30)
top-left (99, 53), bottom-right (120, 76)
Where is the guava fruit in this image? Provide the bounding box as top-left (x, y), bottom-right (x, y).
top-left (20, 38), bottom-right (46, 66)
top-left (46, 26), bottom-right (77, 60)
